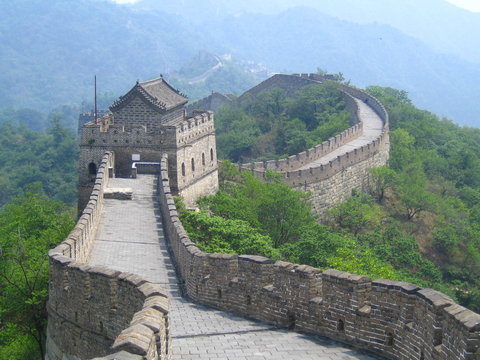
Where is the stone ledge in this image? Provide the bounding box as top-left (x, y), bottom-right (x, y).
top-left (91, 350), bottom-right (143, 360)
top-left (112, 324), bottom-right (154, 356)
top-left (239, 255), bottom-right (276, 264)
top-left (417, 288), bottom-right (454, 308)
top-left (104, 188), bottom-right (133, 200)
top-left (372, 279), bottom-right (420, 294)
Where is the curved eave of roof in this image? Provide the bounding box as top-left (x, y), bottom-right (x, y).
top-left (110, 78), bottom-right (188, 113)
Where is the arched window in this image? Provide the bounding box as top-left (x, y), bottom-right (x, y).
top-left (386, 332), bottom-right (394, 346)
top-left (181, 163), bottom-right (185, 177)
top-left (88, 162), bottom-right (97, 175)
top-left (202, 152), bottom-right (205, 166)
top-left (191, 158), bottom-right (195, 172)
top-left (210, 148), bottom-right (214, 161)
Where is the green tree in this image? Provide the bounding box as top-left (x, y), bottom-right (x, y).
top-left (397, 163), bottom-right (436, 220)
top-left (0, 188), bottom-right (74, 359)
top-left (368, 166), bottom-right (398, 203)
top-left (328, 192), bottom-right (384, 235)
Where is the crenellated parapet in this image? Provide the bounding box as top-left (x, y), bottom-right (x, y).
top-left (240, 122), bottom-right (363, 175)
top-left (176, 110), bottom-right (215, 147)
top-left (46, 152), bottom-right (171, 360)
top-left (158, 155), bottom-right (480, 360)
top-left (241, 128), bottom-right (388, 188)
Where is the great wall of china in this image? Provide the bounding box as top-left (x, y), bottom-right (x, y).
top-left (46, 74), bottom-right (480, 360)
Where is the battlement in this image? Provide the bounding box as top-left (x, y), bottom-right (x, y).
top-left (240, 122), bottom-right (364, 174)
top-left (158, 155), bottom-right (480, 360)
top-left (46, 152), bottom-right (171, 360)
top-left (242, 129), bottom-right (388, 187)
top-left (176, 110), bottom-right (215, 147)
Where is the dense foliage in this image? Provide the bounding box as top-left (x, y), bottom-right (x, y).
top-left (0, 119), bottom-right (78, 206)
top-left (0, 190), bottom-right (75, 359)
top-left (365, 86), bottom-right (480, 311)
top-left (215, 82), bottom-right (351, 162)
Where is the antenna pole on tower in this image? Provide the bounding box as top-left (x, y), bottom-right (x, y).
top-left (94, 75), bottom-right (98, 122)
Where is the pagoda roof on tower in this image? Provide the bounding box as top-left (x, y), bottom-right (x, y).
top-left (110, 77), bottom-right (188, 112)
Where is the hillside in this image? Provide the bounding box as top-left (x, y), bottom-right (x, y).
top-left (1, 0), bottom-right (480, 126)
top-left (140, 0), bottom-right (480, 64)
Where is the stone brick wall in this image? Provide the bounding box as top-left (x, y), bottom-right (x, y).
top-left (158, 155), bottom-right (480, 360)
top-left (175, 111), bottom-right (218, 207)
top-left (299, 139), bottom-right (389, 216)
top-left (186, 92), bottom-right (234, 116)
top-left (46, 152), bottom-right (171, 360)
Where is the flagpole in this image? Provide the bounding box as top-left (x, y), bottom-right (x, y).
top-left (94, 75), bottom-right (98, 122)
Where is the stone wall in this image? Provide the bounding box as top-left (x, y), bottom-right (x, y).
top-left (302, 147), bottom-right (389, 216)
top-left (175, 111), bottom-right (218, 207)
top-left (240, 122), bottom-right (363, 174)
top-left (158, 155), bottom-right (480, 360)
top-left (46, 152), bottom-right (171, 360)
top-left (186, 92), bottom-right (234, 116)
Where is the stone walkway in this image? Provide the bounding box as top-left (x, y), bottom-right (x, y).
top-left (298, 98), bottom-right (384, 170)
top-left (88, 175), bottom-right (379, 360)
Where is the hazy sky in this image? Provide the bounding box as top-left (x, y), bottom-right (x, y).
top-left (112, 0), bottom-right (480, 12)
top-left (446, 0), bottom-right (480, 11)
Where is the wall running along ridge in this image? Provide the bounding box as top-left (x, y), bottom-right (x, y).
top-left (46, 152), bottom-right (171, 360)
top-left (239, 73), bottom-right (390, 217)
top-left (158, 155), bottom-right (480, 360)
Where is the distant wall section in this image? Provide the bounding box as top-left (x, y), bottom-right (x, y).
top-left (240, 73), bottom-right (390, 217)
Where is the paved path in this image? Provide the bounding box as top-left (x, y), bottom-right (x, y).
top-left (88, 175), bottom-right (379, 360)
top-left (298, 98), bottom-right (384, 171)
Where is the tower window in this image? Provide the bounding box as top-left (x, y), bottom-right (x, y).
top-left (181, 163), bottom-right (185, 177)
top-left (88, 162), bottom-right (97, 175)
top-left (202, 152), bottom-right (205, 166)
top-left (210, 148), bottom-right (214, 161)
top-left (191, 158), bottom-right (195, 172)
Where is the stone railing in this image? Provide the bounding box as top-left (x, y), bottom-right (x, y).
top-left (241, 130), bottom-right (388, 187)
top-left (158, 155), bottom-right (480, 360)
top-left (46, 152), bottom-right (171, 360)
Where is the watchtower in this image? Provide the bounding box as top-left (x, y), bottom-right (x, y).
top-left (78, 76), bottom-right (218, 212)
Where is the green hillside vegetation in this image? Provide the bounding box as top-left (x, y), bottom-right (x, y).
top-left (166, 52), bottom-right (269, 102)
top-left (0, 190), bottom-right (75, 359)
top-left (179, 86), bottom-right (480, 312)
top-left (0, 119), bottom-right (78, 206)
top-left (215, 82), bottom-right (351, 162)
